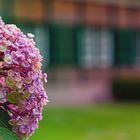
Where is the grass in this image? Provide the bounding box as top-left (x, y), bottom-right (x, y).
top-left (30, 103), bottom-right (140, 140)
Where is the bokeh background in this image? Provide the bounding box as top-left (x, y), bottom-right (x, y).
top-left (1, 0), bottom-right (140, 140)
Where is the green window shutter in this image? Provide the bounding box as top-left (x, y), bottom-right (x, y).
top-left (136, 33), bottom-right (140, 66)
top-left (16, 23), bottom-right (34, 34)
top-left (77, 27), bottom-right (86, 67)
top-left (50, 24), bottom-right (76, 66)
top-left (34, 25), bottom-right (49, 69)
top-left (114, 29), bottom-right (136, 66)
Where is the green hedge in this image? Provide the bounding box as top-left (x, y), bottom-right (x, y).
top-left (112, 77), bottom-right (140, 101)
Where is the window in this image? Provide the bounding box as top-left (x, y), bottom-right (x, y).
top-left (78, 28), bottom-right (113, 69)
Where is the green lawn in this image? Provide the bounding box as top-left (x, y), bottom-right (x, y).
top-left (30, 104), bottom-right (140, 140)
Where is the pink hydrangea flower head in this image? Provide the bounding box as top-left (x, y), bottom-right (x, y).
top-left (0, 17), bottom-right (48, 139)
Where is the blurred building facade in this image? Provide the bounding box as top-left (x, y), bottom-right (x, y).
top-left (1, 0), bottom-right (140, 103)
top-left (1, 0), bottom-right (140, 70)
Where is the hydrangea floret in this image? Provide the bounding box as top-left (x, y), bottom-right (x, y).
top-left (0, 17), bottom-right (49, 139)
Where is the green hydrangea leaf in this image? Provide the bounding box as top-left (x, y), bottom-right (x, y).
top-left (0, 108), bottom-right (12, 131)
top-left (0, 127), bottom-right (18, 140)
